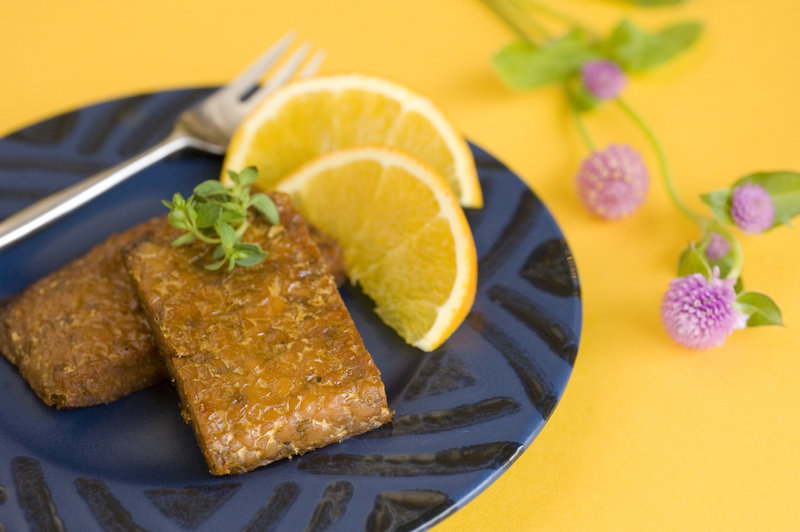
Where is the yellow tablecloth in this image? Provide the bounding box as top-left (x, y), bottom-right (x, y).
top-left (3, 1), bottom-right (800, 530)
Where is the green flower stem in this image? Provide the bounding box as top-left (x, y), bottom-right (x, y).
top-left (195, 232), bottom-right (219, 245)
top-left (517, 0), bottom-right (595, 37)
top-left (613, 98), bottom-right (744, 280)
top-left (234, 220), bottom-right (249, 238)
top-left (566, 93), bottom-right (596, 152)
top-left (478, 0), bottom-right (746, 284)
top-left (614, 97), bottom-right (706, 226)
top-left (709, 223), bottom-right (744, 280)
top-left (479, 0), bottom-right (548, 43)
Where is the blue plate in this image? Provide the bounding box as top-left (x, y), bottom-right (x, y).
top-left (0, 89), bottom-right (581, 532)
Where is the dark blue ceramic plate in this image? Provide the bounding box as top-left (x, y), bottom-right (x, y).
top-left (0, 89), bottom-right (581, 532)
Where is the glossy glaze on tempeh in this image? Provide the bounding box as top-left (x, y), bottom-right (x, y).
top-left (0, 210), bottom-right (346, 410)
top-left (123, 192), bottom-right (391, 475)
top-left (0, 217), bottom-right (169, 408)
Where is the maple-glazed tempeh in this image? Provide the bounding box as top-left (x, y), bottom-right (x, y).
top-left (0, 217), bottom-right (169, 408)
top-left (0, 211), bottom-right (346, 409)
top-left (123, 192), bottom-right (392, 475)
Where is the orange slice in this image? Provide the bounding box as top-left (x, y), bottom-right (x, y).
top-left (276, 146), bottom-right (477, 351)
top-left (223, 73), bottom-right (482, 208)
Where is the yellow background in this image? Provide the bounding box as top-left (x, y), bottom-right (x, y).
top-left (3, 1), bottom-right (800, 530)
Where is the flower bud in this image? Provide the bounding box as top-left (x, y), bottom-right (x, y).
top-left (581, 59), bottom-right (627, 100)
top-left (704, 233), bottom-right (731, 261)
top-left (730, 183), bottom-right (775, 234)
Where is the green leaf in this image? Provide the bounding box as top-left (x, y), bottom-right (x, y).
top-left (215, 221), bottom-right (237, 250)
top-left (677, 242), bottom-right (712, 277)
top-left (170, 232), bottom-right (196, 247)
top-left (195, 202), bottom-right (222, 229)
top-left (221, 201), bottom-right (247, 215)
top-left (167, 208), bottom-right (187, 222)
top-left (735, 291), bottom-right (784, 327)
top-left (604, 19), bottom-right (702, 72)
top-left (185, 202), bottom-right (198, 226)
top-left (234, 242), bottom-right (262, 253)
top-left (234, 243), bottom-right (267, 267)
top-left (250, 194), bottom-right (280, 225)
top-left (218, 209), bottom-right (247, 225)
top-left (700, 188), bottom-right (734, 225)
top-left (733, 275), bottom-right (744, 295)
top-left (237, 166), bottom-right (259, 187)
top-left (236, 254), bottom-right (267, 267)
top-left (194, 180), bottom-right (229, 198)
top-left (239, 186), bottom-right (251, 207)
top-left (166, 210), bottom-right (189, 231)
top-left (171, 192), bottom-right (186, 208)
top-left (733, 171), bottom-right (800, 228)
top-left (711, 253), bottom-right (739, 284)
top-left (205, 257), bottom-right (227, 271)
top-left (491, 29), bottom-right (597, 90)
top-left (565, 77), bottom-right (602, 112)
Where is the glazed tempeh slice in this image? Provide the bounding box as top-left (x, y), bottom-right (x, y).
top-left (0, 217), bottom-right (169, 408)
top-left (0, 214), bottom-right (346, 409)
top-left (123, 192), bottom-right (392, 475)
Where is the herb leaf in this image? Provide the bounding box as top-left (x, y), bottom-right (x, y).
top-left (492, 29), bottom-right (597, 90)
top-left (604, 19), bottom-right (702, 72)
top-left (237, 166), bottom-right (259, 186)
top-left (232, 243), bottom-right (267, 267)
top-left (194, 179), bottom-right (229, 198)
top-left (195, 202), bottom-right (222, 229)
top-left (171, 232), bottom-right (196, 247)
top-left (215, 220), bottom-right (237, 249)
top-left (163, 167), bottom-right (279, 270)
top-left (250, 194), bottom-right (280, 225)
top-left (219, 209), bottom-right (247, 225)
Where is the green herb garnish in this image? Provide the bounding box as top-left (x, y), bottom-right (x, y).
top-left (162, 167), bottom-right (280, 271)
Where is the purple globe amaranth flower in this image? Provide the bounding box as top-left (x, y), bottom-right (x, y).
top-left (705, 233), bottom-right (731, 261)
top-left (730, 183), bottom-right (775, 234)
top-left (660, 267), bottom-right (746, 350)
top-left (581, 59), bottom-right (627, 100)
top-left (576, 144), bottom-right (649, 219)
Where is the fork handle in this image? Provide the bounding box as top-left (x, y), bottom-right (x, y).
top-left (0, 131), bottom-right (221, 252)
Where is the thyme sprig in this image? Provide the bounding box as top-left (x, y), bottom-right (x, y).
top-left (162, 167), bottom-right (279, 271)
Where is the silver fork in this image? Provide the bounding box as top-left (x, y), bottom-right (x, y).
top-left (0, 31), bottom-right (324, 251)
